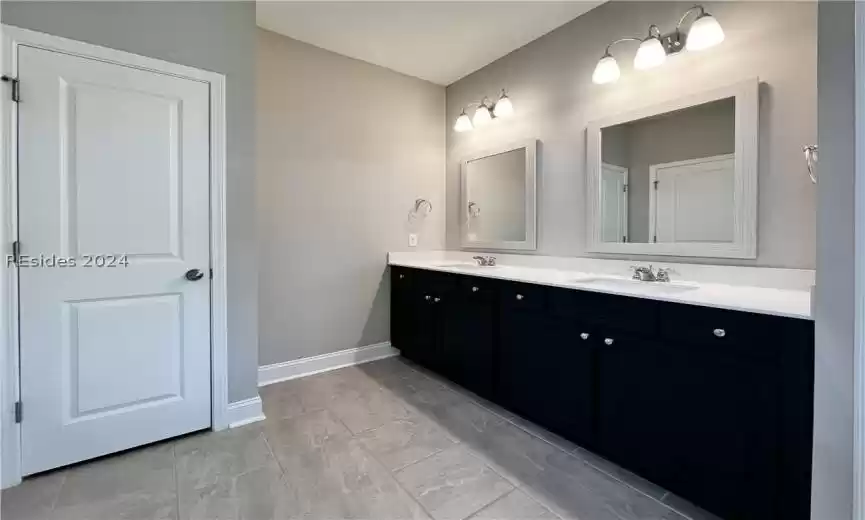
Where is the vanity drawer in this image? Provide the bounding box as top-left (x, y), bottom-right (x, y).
top-left (458, 276), bottom-right (499, 303)
top-left (658, 303), bottom-right (785, 359)
top-left (551, 288), bottom-right (659, 337)
top-left (500, 281), bottom-right (547, 312)
top-left (391, 266), bottom-right (415, 287)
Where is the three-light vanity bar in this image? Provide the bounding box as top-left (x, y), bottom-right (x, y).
top-left (592, 5), bottom-right (725, 85)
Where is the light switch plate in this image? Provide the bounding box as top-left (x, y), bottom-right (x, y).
top-left (408, 233), bottom-right (418, 247)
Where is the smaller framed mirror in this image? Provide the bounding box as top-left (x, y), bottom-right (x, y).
top-left (461, 140), bottom-right (537, 251)
top-left (586, 79), bottom-right (759, 259)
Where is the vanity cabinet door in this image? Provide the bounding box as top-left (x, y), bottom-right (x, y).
top-left (439, 277), bottom-right (497, 399)
top-left (390, 267), bottom-right (414, 352)
top-left (498, 284), bottom-right (596, 447)
top-left (666, 342), bottom-right (779, 520)
top-left (596, 332), bottom-right (678, 487)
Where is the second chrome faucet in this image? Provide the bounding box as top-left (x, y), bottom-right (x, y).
top-left (630, 265), bottom-right (671, 282)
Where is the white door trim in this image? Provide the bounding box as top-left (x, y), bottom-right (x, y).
top-left (0, 25), bottom-right (229, 488)
top-left (854, 5), bottom-right (865, 519)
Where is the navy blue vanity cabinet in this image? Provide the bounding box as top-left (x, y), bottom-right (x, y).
top-left (439, 276), bottom-right (497, 399)
top-left (654, 303), bottom-right (814, 520)
top-left (389, 266), bottom-right (814, 520)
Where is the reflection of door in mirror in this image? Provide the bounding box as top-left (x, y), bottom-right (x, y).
top-left (466, 148), bottom-right (527, 243)
top-left (601, 163), bottom-right (628, 243)
top-left (650, 154), bottom-right (734, 243)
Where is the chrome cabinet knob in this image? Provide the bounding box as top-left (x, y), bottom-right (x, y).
top-left (713, 328), bottom-right (726, 338)
top-left (472, 286), bottom-right (479, 292)
top-left (434, 297), bottom-right (441, 303)
top-left (604, 338), bottom-right (614, 346)
top-left (516, 294), bottom-right (524, 300)
top-left (580, 333), bottom-right (589, 340)
top-left (424, 295), bottom-right (431, 301)
top-left (399, 274), bottom-right (405, 279)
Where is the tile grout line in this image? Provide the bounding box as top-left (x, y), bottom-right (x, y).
top-left (391, 358), bottom-right (688, 518)
top-left (345, 359), bottom-right (699, 520)
top-left (327, 400), bottom-right (440, 520)
top-left (49, 471), bottom-right (68, 512)
top-left (171, 442), bottom-right (180, 520)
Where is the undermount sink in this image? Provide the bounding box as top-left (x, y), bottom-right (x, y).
top-left (571, 276), bottom-right (699, 293)
top-left (433, 262), bottom-right (501, 270)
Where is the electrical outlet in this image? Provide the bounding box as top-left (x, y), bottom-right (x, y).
top-left (408, 233), bottom-right (418, 247)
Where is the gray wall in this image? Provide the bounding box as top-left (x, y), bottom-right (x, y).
top-left (2, 1), bottom-right (260, 402)
top-left (446, 1), bottom-right (817, 268)
top-left (257, 30), bottom-right (445, 366)
top-left (812, 3), bottom-right (855, 519)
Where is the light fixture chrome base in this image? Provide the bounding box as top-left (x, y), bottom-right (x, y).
top-left (659, 30), bottom-right (686, 56)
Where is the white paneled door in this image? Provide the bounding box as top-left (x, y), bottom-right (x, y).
top-left (17, 46), bottom-right (212, 475)
top-left (600, 163), bottom-right (628, 243)
top-left (650, 154), bottom-right (735, 244)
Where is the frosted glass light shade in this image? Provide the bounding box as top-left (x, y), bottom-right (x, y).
top-left (454, 111), bottom-right (473, 132)
top-left (634, 37), bottom-right (666, 70)
top-left (686, 13), bottom-right (725, 51)
top-left (494, 95), bottom-right (514, 117)
top-left (592, 55), bottom-right (620, 84)
top-left (473, 104), bottom-right (492, 127)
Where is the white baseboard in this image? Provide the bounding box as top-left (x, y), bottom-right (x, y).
top-left (258, 341), bottom-right (399, 387)
top-left (226, 396), bottom-right (265, 428)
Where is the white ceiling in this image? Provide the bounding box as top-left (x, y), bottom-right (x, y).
top-left (256, 1), bottom-right (603, 85)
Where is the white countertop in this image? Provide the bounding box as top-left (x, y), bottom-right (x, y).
top-left (388, 252), bottom-right (813, 320)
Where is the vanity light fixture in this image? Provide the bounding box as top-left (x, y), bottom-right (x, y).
top-left (453, 89), bottom-right (514, 132)
top-left (454, 109), bottom-right (474, 133)
top-left (592, 5), bottom-right (725, 85)
top-left (473, 101), bottom-right (493, 127)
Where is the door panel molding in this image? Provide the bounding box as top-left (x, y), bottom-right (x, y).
top-left (0, 25), bottom-right (230, 488)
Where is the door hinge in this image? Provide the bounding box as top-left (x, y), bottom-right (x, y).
top-left (1, 76), bottom-right (20, 102)
top-left (653, 179), bottom-right (659, 190)
top-left (623, 184), bottom-right (628, 193)
top-left (14, 401), bottom-right (22, 423)
top-left (209, 268), bottom-right (213, 280)
top-left (654, 234), bottom-right (658, 243)
top-left (11, 240), bottom-right (20, 266)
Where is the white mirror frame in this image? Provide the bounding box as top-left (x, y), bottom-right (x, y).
top-left (461, 139), bottom-right (538, 251)
top-left (586, 78), bottom-right (759, 259)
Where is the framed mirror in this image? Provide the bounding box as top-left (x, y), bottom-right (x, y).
top-left (461, 139), bottom-right (537, 250)
top-left (586, 79), bottom-right (758, 259)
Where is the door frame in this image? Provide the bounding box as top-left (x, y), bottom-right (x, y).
top-left (0, 25), bottom-right (230, 488)
top-left (648, 153), bottom-right (735, 245)
top-left (600, 162), bottom-right (628, 243)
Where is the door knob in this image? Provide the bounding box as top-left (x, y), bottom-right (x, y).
top-left (185, 269), bottom-right (205, 281)
top-left (580, 333), bottom-right (589, 340)
top-left (604, 338), bottom-right (614, 346)
top-left (713, 328), bottom-right (726, 338)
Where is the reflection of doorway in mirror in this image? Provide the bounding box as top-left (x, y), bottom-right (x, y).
top-left (600, 163), bottom-right (629, 243)
top-left (649, 154), bottom-right (734, 244)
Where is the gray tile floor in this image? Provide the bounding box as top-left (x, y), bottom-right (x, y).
top-left (2, 357), bottom-right (719, 520)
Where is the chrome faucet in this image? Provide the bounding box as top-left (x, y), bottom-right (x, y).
top-left (630, 265), bottom-right (671, 282)
top-left (472, 256), bottom-right (497, 267)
